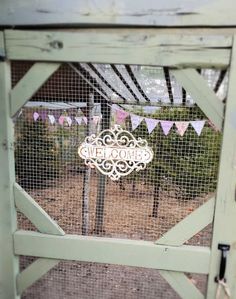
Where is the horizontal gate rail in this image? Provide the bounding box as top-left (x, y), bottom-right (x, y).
top-left (1, 1), bottom-right (236, 27)
top-left (14, 230), bottom-right (210, 274)
top-left (5, 30), bottom-right (232, 68)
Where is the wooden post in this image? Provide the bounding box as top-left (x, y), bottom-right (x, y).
top-left (0, 61), bottom-right (20, 298)
top-left (94, 101), bottom-right (111, 234)
top-left (82, 94), bottom-right (94, 235)
top-left (206, 36), bottom-right (236, 298)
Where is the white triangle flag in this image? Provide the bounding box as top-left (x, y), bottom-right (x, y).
top-left (82, 117), bottom-right (87, 125)
top-left (130, 114), bottom-right (143, 131)
top-left (75, 117), bottom-right (82, 125)
top-left (175, 121), bottom-right (189, 136)
top-left (48, 114), bottom-right (56, 124)
top-left (190, 120), bottom-right (205, 136)
top-left (145, 118), bottom-right (159, 134)
top-left (66, 116), bottom-right (72, 126)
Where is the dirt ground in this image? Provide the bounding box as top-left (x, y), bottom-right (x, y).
top-left (19, 172), bottom-right (211, 298)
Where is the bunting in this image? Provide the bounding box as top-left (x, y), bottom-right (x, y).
top-left (130, 114), bottom-right (144, 131)
top-left (190, 120), bottom-right (206, 136)
top-left (160, 121), bottom-right (174, 136)
top-left (28, 109), bottom-right (209, 137)
top-left (48, 115), bottom-right (56, 125)
top-left (145, 118), bottom-right (159, 134)
top-left (115, 109), bottom-right (129, 125)
top-left (175, 121), bottom-right (189, 137)
top-left (33, 112), bottom-right (39, 122)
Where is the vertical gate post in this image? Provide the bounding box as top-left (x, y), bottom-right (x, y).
top-left (207, 36), bottom-right (236, 298)
top-left (0, 61), bottom-right (20, 298)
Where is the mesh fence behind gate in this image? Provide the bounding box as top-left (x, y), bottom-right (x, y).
top-left (13, 62), bottom-right (225, 298)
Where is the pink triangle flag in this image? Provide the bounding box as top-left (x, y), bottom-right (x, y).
top-left (66, 116), bottom-right (72, 126)
top-left (115, 109), bottom-right (130, 125)
top-left (145, 118), bottom-right (159, 134)
top-left (58, 115), bottom-right (65, 126)
top-left (82, 117), bottom-right (87, 125)
top-left (75, 117), bottom-right (82, 125)
top-left (160, 121), bottom-right (174, 136)
top-left (190, 120), bottom-right (205, 136)
top-left (48, 114), bottom-right (56, 124)
top-left (130, 114), bottom-right (143, 131)
top-left (175, 121), bottom-right (189, 136)
top-left (33, 112), bottom-right (39, 122)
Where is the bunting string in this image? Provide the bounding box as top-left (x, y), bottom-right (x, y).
top-left (21, 106), bottom-right (211, 137)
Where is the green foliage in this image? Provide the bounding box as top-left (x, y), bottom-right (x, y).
top-left (131, 107), bottom-right (222, 199)
top-left (15, 118), bottom-right (61, 188)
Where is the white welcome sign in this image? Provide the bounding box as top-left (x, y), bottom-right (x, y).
top-left (78, 125), bottom-right (153, 180)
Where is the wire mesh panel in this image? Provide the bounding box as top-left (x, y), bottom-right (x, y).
top-left (13, 62), bottom-right (226, 298)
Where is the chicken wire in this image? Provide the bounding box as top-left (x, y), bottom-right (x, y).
top-left (12, 62), bottom-right (225, 298)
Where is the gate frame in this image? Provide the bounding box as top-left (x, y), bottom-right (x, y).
top-left (1, 26), bottom-right (236, 299)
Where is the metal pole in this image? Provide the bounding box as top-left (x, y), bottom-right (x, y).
top-left (94, 101), bottom-right (111, 234)
top-left (81, 94), bottom-right (94, 235)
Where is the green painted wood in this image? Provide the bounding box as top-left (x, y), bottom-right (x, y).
top-left (5, 30), bottom-right (231, 68)
top-left (206, 36), bottom-right (236, 299)
top-left (1, 1), bottom-right (236, 27)
top-left (159, 271), bottom-right (204, 299)
top-left (17, 258), bottom-right (59, 295)
top-left (172, 69), bottom-right (224, 131)
top-left (14, 230), bottom-right (210, 274)
top-left (14, 183), bottom-right (65, 236)
top-left (0, 31), bottom-right (5, 58)
top-left (10, 62), bottom-right (61, 116)
top-left (157, 196), bottom-right (215, 246)
top-left (0, 62), bottom-right (20, 298)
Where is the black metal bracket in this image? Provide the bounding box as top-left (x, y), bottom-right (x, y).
top-left (215, 243), bottom-right (230, 283)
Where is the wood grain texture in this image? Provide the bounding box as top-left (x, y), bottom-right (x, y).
top-left (0, 62), bottom-right (19, 298)
top-left (10, 62), bottom-right (61, 116)
top-left (1, 1), bottom-right (236, 27)
top-left (172, 69), bottom-right (224, 131)
top-left (206, 36), bottom-right (236, 299)
top-left (5, 30), bottom-right (231, 68)
top-left (156, 197), bottom-right (215, 246)
top-left (14, 230), bottom-right (210, 274)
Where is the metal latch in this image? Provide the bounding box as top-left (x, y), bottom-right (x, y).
top-left (215, 243), bottom-right (230, 282)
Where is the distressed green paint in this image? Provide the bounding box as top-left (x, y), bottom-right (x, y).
top-left (171, 68), bottom-right (224, 131)
top-left (5, 30), bottom-right (231, 68)
top-left (10, 62), bottom-right (61, 116)
top-left (14, 231), bottom-right (210, 274)
top-left (17, 259), bottom-right (59, 295)
top-left (14, 183), bottom-right (65, 235)
top-left (0, 62), bottom-right (19, 298)
top-left (206, 36), bottom-right (236, 299)
top-left (14, 183), bottom-right (64, 294)
top-left (0, 31), bottom-right (5, 58)
top-left (157, 197), bottom-right (215, 246)
top-left (1, 1), bottom-right (236, 27)
top-left (159, 271), bottom-right (204, 299)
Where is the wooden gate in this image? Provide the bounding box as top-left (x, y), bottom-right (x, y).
top-left (1, 25), bottom-right (236, 299)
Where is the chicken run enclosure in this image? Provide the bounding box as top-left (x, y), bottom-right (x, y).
top-left (1, 3), bottom-right (236, 299)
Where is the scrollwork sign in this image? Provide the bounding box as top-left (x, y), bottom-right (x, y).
top-left (78, 125), bottom-right (153, 180)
